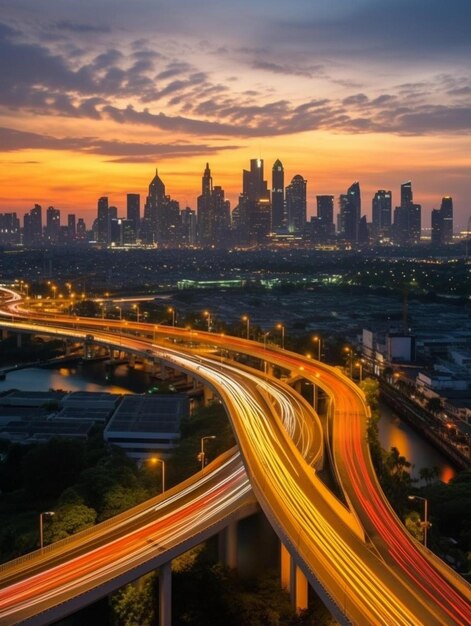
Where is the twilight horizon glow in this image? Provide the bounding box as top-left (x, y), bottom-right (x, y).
top-left (0, 0), bottom-right (470, 227)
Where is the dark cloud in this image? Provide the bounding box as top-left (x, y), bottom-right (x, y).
top-left (251, 60), bottom-right (316, 78)
top-left (0, 126), bottom-right (241, 159)
top-left (54, 21), bottom-right (110, 34)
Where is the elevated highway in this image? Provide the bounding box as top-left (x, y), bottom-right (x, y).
top-left (0, 289), bottom-right (470, 625)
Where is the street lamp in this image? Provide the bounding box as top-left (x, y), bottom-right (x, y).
top-left (344, 346), bottom-right (353, 377)
top-left (355, 360), bottom-right (363, 383)
top-left (148, 457), bottom-right (166, 493)
top-left (312, 335), bottom-right (321, 361)
top-left (408, 495), bottom-right (429, 548)
top-left (39, 511), bottom-right (55, 550)
top-left (100, 302), bottom-right (106, 319)
top-left (203, 310), bottom-right (212, 332)
top-left (133, 303), bottom-right (140, 323)
top-left (51, 285), bottom-right (57, 300)
top-left (200, 435), bottom-right (216, 470)
top-left (168, 307), bottom-right (176, 327)
top-left (276, 323), bottom-right (285, 349)
top-left (242, 315), bottom-right (250, 340)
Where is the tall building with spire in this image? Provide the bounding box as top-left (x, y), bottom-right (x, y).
top-left (372, 190), bottom-right (392, 240)
top-left (197, 163), bottom-right (230, 246)
top-left (271, 159), bottom-right (284, 231)
top-left (142, 169), bottom-right (180, 245)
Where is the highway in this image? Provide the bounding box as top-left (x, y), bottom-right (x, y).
top-left (0, 289), bottom-right (470, 624)
top-left (0, 321), bottom-right (322, 625)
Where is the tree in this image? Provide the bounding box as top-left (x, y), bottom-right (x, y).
top-left (111, 575), bottom-right (155, 626)
top-left (405, 510), bottom-right (424, 543)
top-left (44, 503), bottom-right (97, 544)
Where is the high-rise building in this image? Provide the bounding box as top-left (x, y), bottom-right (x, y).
top-left (76, 218), bottom-right (87, 241)
top-left (430, 197), bottom-right (454, 247)
top-left (372, 190), bottom-right (392, 239)
top-left (45, 206), bottom-right (61, 244)
top-left (197, 163), bottom-right (230, 246)
top-left (339, 182), bottom-right (361, 243)
top-left (431, 209), bottom-right (442, 246)
top-left (316, 195), bottom-right (335, 242)
top-left (181, 207), bottom-right (197, 245)
top-left (23, 204), bottom-right (43, 246)
top-left (440, 196), bottom-right (453, 243)
top-left (143, 169), bottom-right (180, 245)
top-left (0, 213), bottom-right (20, 245)
top-left (67, 214), bottom-right (76, 239)
top-left (286, 175), bottom-right (307, 233)
top-left (237, 159), bottom-right (270, 244)
top-left (96, 196), bottom-right (109, 244)
top-left (393, 181), bottom-right (421, 245)
top-left (271, 159), bottom-right (284, 231)
top-left (126, 194), bottom-right (140, 237)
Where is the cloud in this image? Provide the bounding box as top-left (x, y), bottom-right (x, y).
top-left (54, 21), bottom-right (110, 34)
top-left (0, 126), bottom-right (241, 159)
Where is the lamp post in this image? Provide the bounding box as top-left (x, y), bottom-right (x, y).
top-left (39, 511), bottom-right (55, 550)
top-left (312, 335), bottom-right (321, 361)
top-left (200, 435), bottom-right (216, 470)
top-left (242, 315), bottom-right (250, 340)
top-left (115, 305), bottom-right (122, 320)
top-left (276, 323), bottom-right (285, 349)
top-left (168, 307), bottom-right (176, 327)
top-left (204, 310), bottom-right (212, 332)
top-left (355, 360), bottom-right (363, 382)
top-left (149, 457), bottom-right (166, 493)
top-left (100, 302), bottom-right (106, 319)
top-left (408, 495), bottom-right (429, 548)
top-left (263, 331), bottom-right (271, 349)
top-left (344, 346), bottom-right (353, 377)
top-left (133, 303), bottom-right (140, 323)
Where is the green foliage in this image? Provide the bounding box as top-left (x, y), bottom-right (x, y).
top-left (98, 484), bottom-right (147, 522)
top-left (21, 438), bottom-right (86, 499)
top-left (44, 503), bottom-right (97, 544)
top-left (110, 575), bottom-right (155, 626)
top-left (405, 510), bottom-right (424, 542)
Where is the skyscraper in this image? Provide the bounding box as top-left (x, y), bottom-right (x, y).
top-left (440, 196), bottom-right (453, 243)
top-left (271, 159), bottom-right (284, 231)
top-left (286, 175), bottom-right (307, 233)
top-left (393, 181), bottom-right (421, 245)
top-left (237, 159), bottom-right (270, 244)
top-left (23, 204), bottom-right (42, 246)
top-left (143, 169), bottom-right (180, 245)
top-left (67, 214), bottom-right (76, 241)
top-left (316, 195), bottom-right (335, 242)
top-left (431, 209), bottom-right (442, 246)
top-left (372, 190), bottom-right (392, 239)
top-left (96, 196), bottom-right (109, 244)
top-left (197, 163), bottom-right (230, 246)
top-left (339, 182), bottom-right (361, 243)
top-left (126, 194), bottom-right (140, 236)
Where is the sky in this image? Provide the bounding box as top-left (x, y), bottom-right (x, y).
top-left (0, 0), bottom-right (470, 228)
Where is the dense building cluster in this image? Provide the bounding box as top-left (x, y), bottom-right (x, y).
top-left (0, 159), bottom-right (454, 248)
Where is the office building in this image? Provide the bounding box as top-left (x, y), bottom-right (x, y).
top-left (286, 174), bottom-right (307, 233)
top-left (271, 159), bottom-right (285, 231)
top-left (372, 190), bottom-right (392, 239)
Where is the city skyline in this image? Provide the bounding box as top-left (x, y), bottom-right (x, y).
top-left (0, 1), bottom-right (470, 227)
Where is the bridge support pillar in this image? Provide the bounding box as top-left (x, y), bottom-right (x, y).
top-left (129, 354), bottom-right (136, 368)
top-left (16, 333), bottom-right (22, 348)
top-left (264, 362), bottom-right (274, 376)
top-left (218, 522), bottom-right (238, 569)
top-left (159, 560), bottom-right (172, 626)
top-left (280, 543), bottom-right (308, 613)
top-left (63, 340), bottom-right (70, 356)
top-left (203, 385), bottom-right (214, 406)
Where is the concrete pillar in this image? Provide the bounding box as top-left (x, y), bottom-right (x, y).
top-left (218, 522), bottom-right (238, 569)
top-left (293, 380), bottom-right (303, 395)
top-left (265, 362), bottom-right (274, 377)
top-left (64, 340), bottom-right (70, 356)
top-left (282, 543), bottom-right (308, 613)
top-left (129, 354), bottom-right (136, 368)
top-left (16, 333), bottom-right (22, 348)
top-left (159, 561), bottom-right (172, 626)
top-left (203, 385), bottom-right (214, 406)
top-left (280, 542), bottom-right (291, 591)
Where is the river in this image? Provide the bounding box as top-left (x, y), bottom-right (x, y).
top-left (0, 363), bottom-right (458, 483)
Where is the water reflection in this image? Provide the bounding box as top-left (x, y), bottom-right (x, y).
top-left (379, 403), bottom-right (456, 484)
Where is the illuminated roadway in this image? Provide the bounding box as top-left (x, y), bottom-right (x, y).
top-left (0, 288), bottom-right (470, 624)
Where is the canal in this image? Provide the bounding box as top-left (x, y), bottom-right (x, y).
top-left (0, 362), bottom-right (458, 483)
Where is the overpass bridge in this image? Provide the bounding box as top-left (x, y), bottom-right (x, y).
top-left (0, 289), bottom-right (470, 625)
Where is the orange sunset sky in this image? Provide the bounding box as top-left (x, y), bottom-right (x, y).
top-left (0, 0), bottom-right (470, 228)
